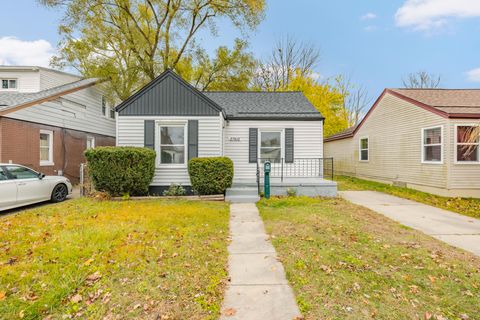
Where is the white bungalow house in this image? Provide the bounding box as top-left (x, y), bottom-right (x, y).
top-left (324, 88), bottom-right (480, 198)
top-left (115, 69), bottom-right (336, 200)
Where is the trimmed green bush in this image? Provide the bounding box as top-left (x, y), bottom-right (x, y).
top-left (188, 157), bottom-right (234, 195)
top-left (85, 147), bottom-right (156, 196)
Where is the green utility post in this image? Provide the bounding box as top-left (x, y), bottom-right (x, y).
top-left (264, 161), bottom-right (271, 199)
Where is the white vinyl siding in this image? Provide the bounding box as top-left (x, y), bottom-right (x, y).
top-left (224, 120), bottom-right (323, 184)
top-left (0, 70), bottom-right (40, 92)
top-left (6, 86), bottom-right (116, 137)
top-left (117, 115), bottom-right (223, 186)
top-left (39, 69), bottom-right (81, 90)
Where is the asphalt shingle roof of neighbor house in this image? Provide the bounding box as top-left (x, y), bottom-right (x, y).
top-left (0, 78), bottom-right (100, 115)
top-left (325, 88), bottom-right (480, 142)
top-left (204, 91), bottom-right (324, 120)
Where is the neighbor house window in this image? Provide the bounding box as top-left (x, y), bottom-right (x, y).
top-left (260, 131), bottom-right (281, 162)
top-left (456, 125), bottom-right (480, 163)
top-left (1, 79), bottom-right (17, 89)
top-left (110, 108), bottom-right (115, 119)
top-left (422, 127), bottom-right (442, 163)
top-left (86, 136), bottom-right (95, 149)
top-left (359, 137), bottom-right (369, 161)
top-left (40, 130), bottom-right (54, 166)
top-left (101, 96), bottom-right (107, 116)
top-left (160, 125), bottom-right (186, 164)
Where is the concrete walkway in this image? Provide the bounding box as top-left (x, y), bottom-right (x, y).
top-left (220, 203), bottom-right (302, 320)
top-left (340, 191), bottom-right (480, 256)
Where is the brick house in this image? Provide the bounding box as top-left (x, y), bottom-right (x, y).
top-left (0, 66), bottom-right (116, 182)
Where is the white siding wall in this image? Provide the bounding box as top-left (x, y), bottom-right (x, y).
top-left (40, 69), bottom-right (81, 90)
top-left (224, 120), bottom-right (323, 184)
top-left (447, 119), bottom-right (480, 193)
top-left (325, 93), bottom-right (449, 190)
top-left (0, 70), bottom-right (40, 92)
top-left (6, 86), bottom-right (116, 137)
top-left (117, 115), bottom-right (223, 185)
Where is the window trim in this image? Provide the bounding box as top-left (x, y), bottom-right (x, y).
top-left (258, 129), bottom-right (284, 162)
top-left (156, 121), bottom-right (188, 168)
top-left (454, 124), bottom-right (480, 165)
top-left (358, 136), bottom-right (369, 162)
top-left (86, 136), bottom-right (95, 149)
top-left (421, 126), bottom-right (443, 165)
top-left (1, 78), bottom-right (18, 90)
top-left (39, 130), bottom-right (54, 166)
top-left (101, 96), bottom-right (107, 117)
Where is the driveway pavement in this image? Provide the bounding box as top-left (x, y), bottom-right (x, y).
top-left (340, 191), bottom-right (480, 256)
top-left (220, 203), bottom-right (301, 320)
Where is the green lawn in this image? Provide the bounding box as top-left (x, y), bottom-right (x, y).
top-left (336, 175), bottom-right (480, 219)
top-left (259, 197), bottom-right (480, 320)
top-left (0, 199), bottom-right (229, 320)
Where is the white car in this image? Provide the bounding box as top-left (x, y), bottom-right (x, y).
top-left (0, 164), bottom-right (73, 211)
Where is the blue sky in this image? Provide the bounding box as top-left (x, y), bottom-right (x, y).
top-left (1, 0), bottom-right (480, 99)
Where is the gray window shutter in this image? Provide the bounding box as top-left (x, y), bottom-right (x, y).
top-left (188, 120), bottom-right (198, 160)
top-left (144, 120), bottom-right (155, 150)
top-left (249, 128), bottom-right (258, 163)
top-left (285, 128), bottom-right (294, 163)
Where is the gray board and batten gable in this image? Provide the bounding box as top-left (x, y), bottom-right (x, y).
top-left (116, 69), bottom-right (224, 117)
top-left (115, 69), bottom-right (324, 121)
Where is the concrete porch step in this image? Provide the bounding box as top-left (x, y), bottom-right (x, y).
top-left (226, 187), bottom-right (260, 203)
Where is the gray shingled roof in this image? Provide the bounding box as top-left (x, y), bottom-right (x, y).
top-left (0, 78), bottom-right (99, 113)
top-left (204, 91), bottom-right (323, 120)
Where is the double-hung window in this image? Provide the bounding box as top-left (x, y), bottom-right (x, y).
top-left (1, 79), bottom-right (17, 90)
top-left (159, 124), bottom-right (186, 165)
top-left (260, 131), bottom-right (282, 162)
top-left (456, 125), bottom-right (480, 163)
top-left (86, 136), bottom-right (95, 149)
top-left (422, 127), bottom-right (442, 163)
top-left (40, 130), bottom-right (54, 166)
top-left (359, 137), bottom-right (369, 161)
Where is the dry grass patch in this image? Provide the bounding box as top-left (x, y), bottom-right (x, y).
top-left (259, 197), bottom-right (480, 320)
top-left (0, 198), bottom-right (229, 320)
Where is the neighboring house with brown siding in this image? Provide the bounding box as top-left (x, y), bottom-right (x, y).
top-left (0, 66), bottom-right (116, 182)
top-left (324, 89), bottom-right (480, 198)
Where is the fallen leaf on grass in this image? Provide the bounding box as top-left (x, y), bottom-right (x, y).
top-left (70, 294), bottom-right (82, 303)
top-left (424, 312), bottom-right (433, 320)
top-left (0, 291), bottom-right (5, 301)
top-left (84, 258), bottom-right (94, 266)
top-left (86, 271), bottom-right (102, 285)
top-left (428, 275), bottom-right (436, 283)
top-left (222, 308), bottom-right (237, 316)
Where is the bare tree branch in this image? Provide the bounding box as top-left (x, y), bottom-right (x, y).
top-left (402, 71), bottom-right (442, 88)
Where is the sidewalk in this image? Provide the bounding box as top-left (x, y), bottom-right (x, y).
top-left (220, 203), bottom-right (302, 320)
top-left (340, 191), bottom-right (480, 256)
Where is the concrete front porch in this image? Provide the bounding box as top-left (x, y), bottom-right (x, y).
top-left (226, 177), bottom-right (338, 202)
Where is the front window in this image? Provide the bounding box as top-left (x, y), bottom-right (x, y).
top-left (422, 127), bottom-right (442, 163)
top-left (359, 137), bottom-right (369, 161)
top-left (40, 130), bottom-right (54, 166)
top-left (260, 131), bottom-right (281, 162)
top-left (1, 79), bottom-right (17, 90)
top-left (456, 125), bottom-right (480, 163)
top-left (160, 125), bottom-right (186, 164)
top-left (4, 166), bottom-right (39, 180)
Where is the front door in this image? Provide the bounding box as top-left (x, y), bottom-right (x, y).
top-left (0, 166), bottom-right (17, 209)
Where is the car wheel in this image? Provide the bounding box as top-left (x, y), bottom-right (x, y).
top-left (51, 184), bottom-right (68, 203)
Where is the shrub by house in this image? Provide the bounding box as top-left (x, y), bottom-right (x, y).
top-left (85, 146), bottom-right (155, 196)
top-left (188, 157), bottom-right (234, 195)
